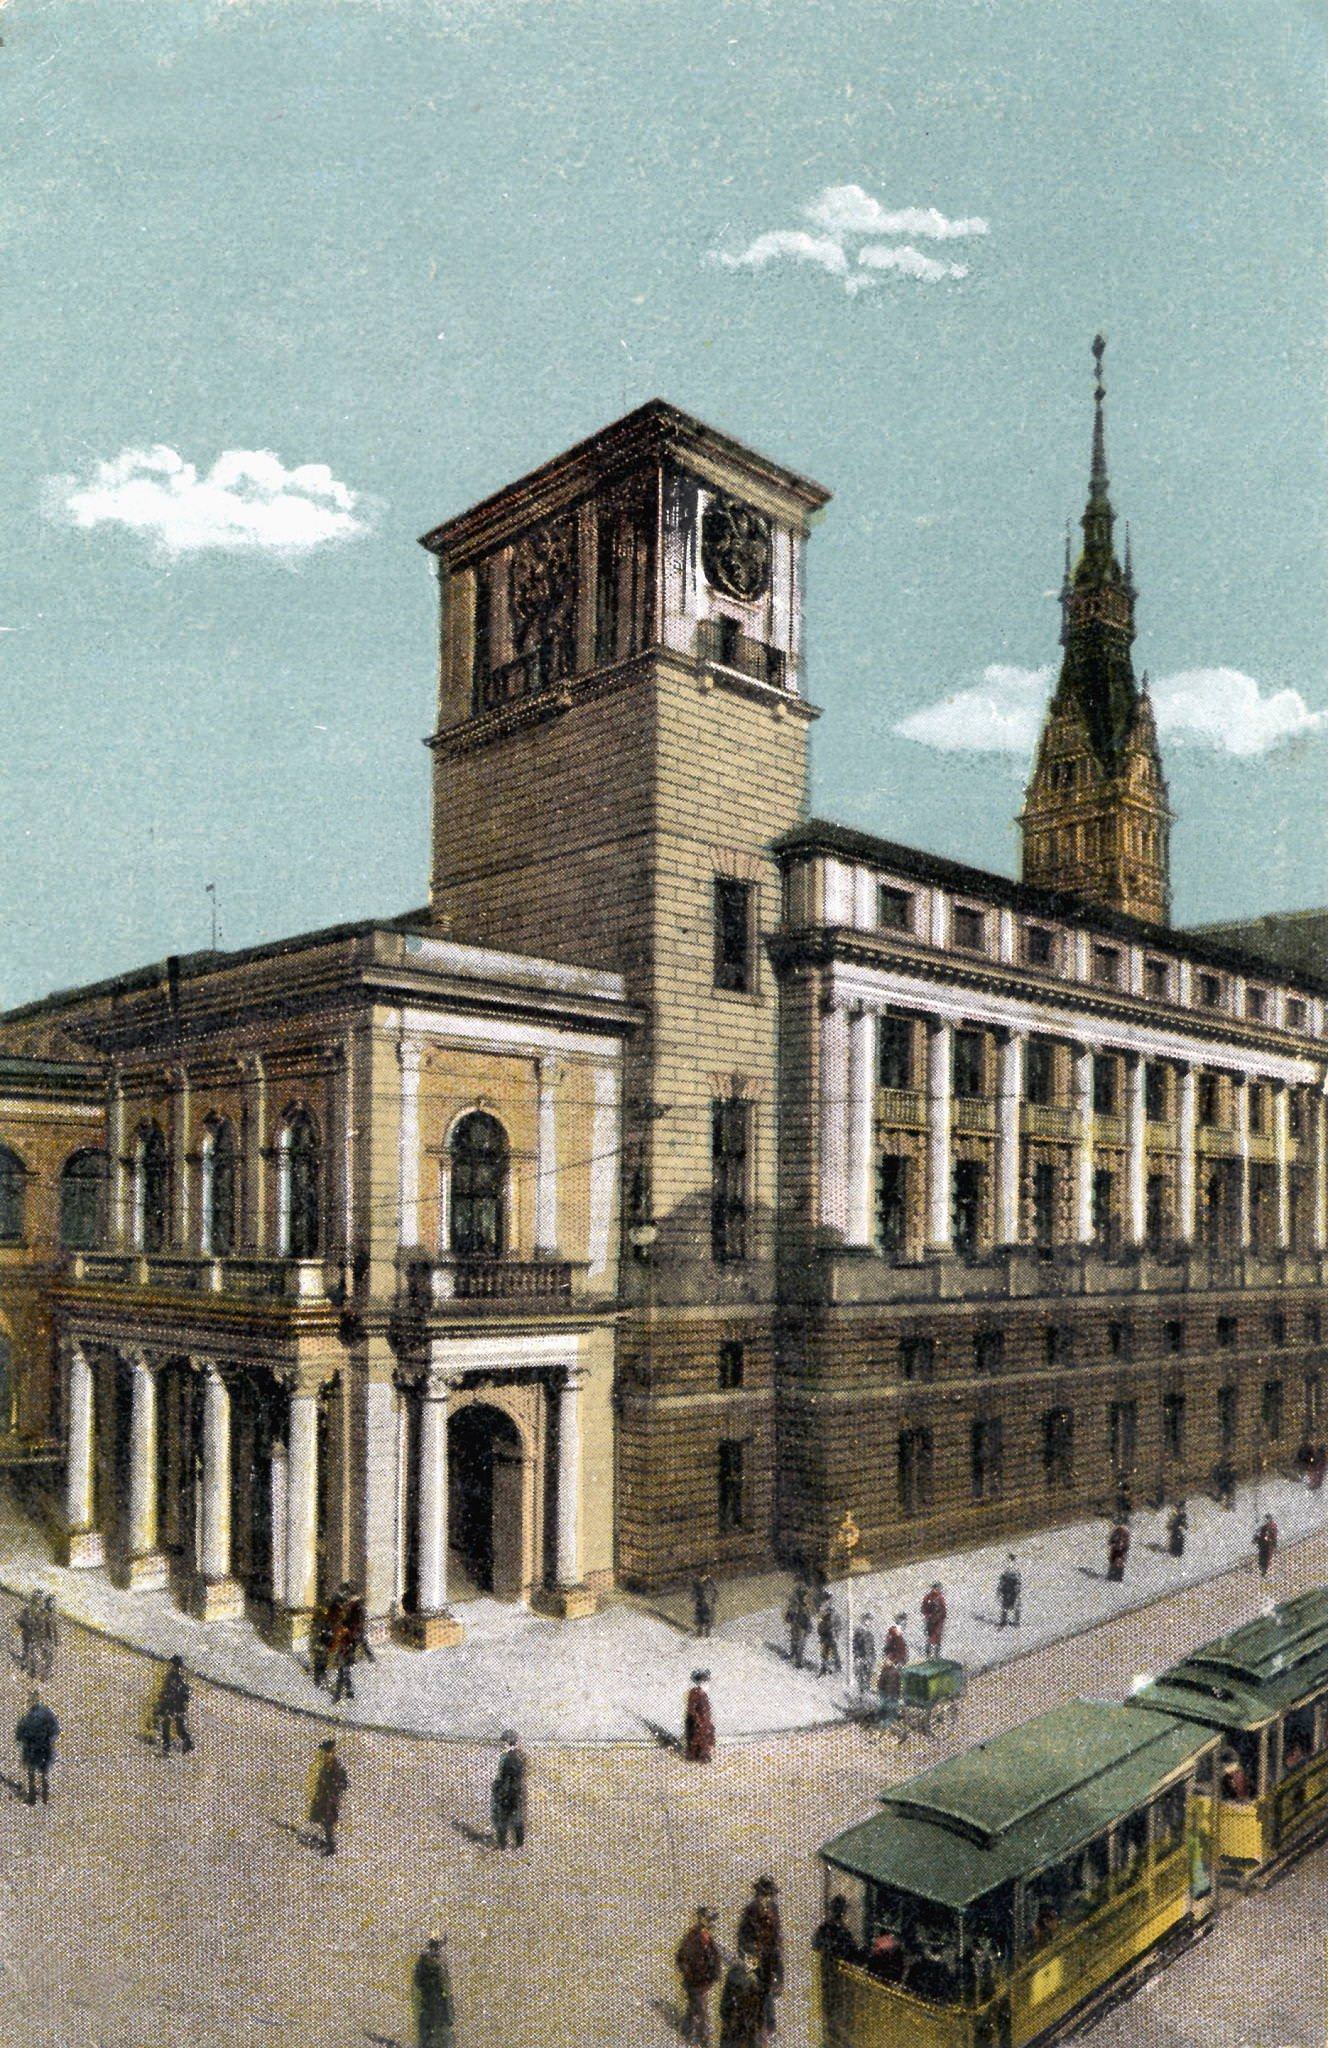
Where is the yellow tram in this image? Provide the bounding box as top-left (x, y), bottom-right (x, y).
top-left (816, 1700), bottom-right (1219, 2048)
top-left (1130, 1583), bottom-right (1328, 1884)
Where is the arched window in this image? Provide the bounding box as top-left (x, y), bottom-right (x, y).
top-left (134, 1122), bottom-right (170, 1253)
top-left (280, 1108), bottom-right (321, 1259)
top-left (59, 1149), bottom-right (108, 1250)
top-left (0, 1147), bottom-right (28, 1245)
top-left (201, 1119), bottom-right (238, 1257)
top-left (449, 1112), bottom-right (508, 1258)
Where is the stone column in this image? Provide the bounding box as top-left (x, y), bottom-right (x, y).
top-left (124, 1350), bottom-right (167, 1588)
top-left (280, 1385), bottom-right (320, 1646)
top-left (1124, 1053), bottom-right (1146, 1248)
top-left (925, 1018), bottom-right (954, 1253)
top-left (240, 1055), bottom-right (267, 1253)
top-left (398, 1039), bottom-right (422, 1249)
top-left (408, 1368), bottom-right (464, 1647)
top-left (170, 1065), bottom-right (191, 1250)
top-left (108, 1070), bottom-right (128, 1249)
top-left (535, 1057), bottom-right (561, 1257)
top-left (268, 1440), bottom-right (288, 1610)
top-left (845, 1008), bottom-right (876, 1248)
top-left (1072, 1046), bottom-right (1095, 1244)
top-left (995, 1030), bottom-right (1024, 1247)
top-left (555, 1369), bottom-right (584, 1587)
top-left (61, 1342), bottom-right (102, 1567)
top-left (193, 1366), bottom-right (243, 1617)
top-left (817, 997), bottom-right (850, 1237)
top-left (1273, 1081), bottom-right (1291, 1252)
top-left (586, 1063), bottom-right (620, 1282)
top-left (1177, 1063), bottom-right (1197, 1245)
top-left (1234, 1075), bottom-right (1251, 1251)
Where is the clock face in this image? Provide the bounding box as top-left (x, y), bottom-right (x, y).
top-left (701, 494), bottom-right (772, 602)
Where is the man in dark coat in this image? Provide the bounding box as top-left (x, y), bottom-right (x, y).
top-left (309, 1736), bottom-right (348, 1855)
top-left (311, 1588), bottom-right (344, 1691)
top-left (1106, 1522), bottom-right (1130, 1583)
top-left (996, 1555), bottom-right (1021, 1627)
top-left (784, 1584), bottom-right (812, 1669)
top-left (851, 1613), bottom-right (876, 1697)
top-left (491, 1729), bottom-right (527, 1849)
top-left (812, 1894), bottom-right (859, 1965)
top-left (920, 1582), bottom-right (946, 1657)
top-left (736, 1876), bottom-right (784, 2036)
top-left (1254, 1514), bottom-right (1278, 1577)
top-left (154, 1654), bottom-right (194, 1754)
top-left (882, 1614), bottom-right (908, 1668)
top-left (412, 1933), bottom-right (454, 2048)
top-left (16, 1690), bottom-right (59, 1805)
top-left (718, 1950), bottom-right (765, 2048)
top-left (692, 1572), bottom-right (719, 1639)
top-left (1167, 1502), bottom-right (1188, 1559)
top-left (684, 1671), bottom-right (716, 1764)
top-left (816, 1599), bottom-right (841, 1678)
top-left (676, 1905), bottom-right (722, 2045)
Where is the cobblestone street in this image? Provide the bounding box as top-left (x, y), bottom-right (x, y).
top-left (1, 1533), bottom-right (1323, 2046)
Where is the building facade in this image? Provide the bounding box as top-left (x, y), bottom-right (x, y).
top-left (2, 366), bottom-right (1326, 1628)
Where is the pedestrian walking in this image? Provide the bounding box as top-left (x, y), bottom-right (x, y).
top-left (1106, 1521), bottom-right (1130, 1583)
top-left (330, 1580), bottom-right (372, 1702)
top-left (996, 1555), bottom-right (1021, 1627)
top-left (718, 1950), bottom-right (766, 2048)
top-left (311, 1587), bottom-right (344, 1691)
top-left (736, 1875), bottom-right (784, 2038)
top-left (491, 1728), bottom-right (527, 1848)
top-left (37, 1595), bottom-right (58, 1679)
top-left (812, 1894), bottom-right (859, 1965)
top-left (920, 1582), bottom-right (947, 1657)
top-left (1213, 1457), bottom-right (1237, 1510)
top-left (676, 1906), bottom-right (722, 2046)
top-left (783, 1584), bottom-right (812, 1670)
top-left (851, 1611), bottom-right (876, 1697)
top-left (684, 1670), bottom-right (716, 1764)
top-left (412, 1933), bottom-right (454, 2048)
top-left (1254, 1513), bottom-right (1278, 1578)
top-left (1166, 1502), bottom-right (1188, 1560)
top-left (882, 1613), bottom-right (909, 1668)
top-left (816, 1598), bottom-right (841, 1678)
top-left (16, 1594), bottom-right (41, 1679)
top-left (875, 1654), bottom-right (902, 1726)
top-left (308, 1736), bottom-right (348, 1856)
top-left (692, 1571), bottom-right (719, 1639)
top-left (15, 1690), bottom-right (59, 1805)
top-left (153, 1654), bottom-right (194, 1755)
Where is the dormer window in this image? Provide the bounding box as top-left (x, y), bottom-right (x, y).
top-left (1287, 997), bottom-right (1307, 1031)
top-left (877, 884), bottom-right (913, 934)
top-left (1198, 972), bottom-right (1223, 1009)
top-left (952, 905), bottom-right (986, 953)
top-left (1245, 986), bottom-right (1266, 1022)
top-left (1144, 958), bottom-right (1170, 1001)
top-left (1092, 944), bottom-right (1121, 988)
top-left (1024, 925), bottom-right (1054, 968)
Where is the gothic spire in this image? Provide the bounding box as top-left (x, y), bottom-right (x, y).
top-left (1079, 333), bottom-right (1117, 575)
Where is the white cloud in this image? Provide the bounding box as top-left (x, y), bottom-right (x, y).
top-left (804, 184), bottom-right (989, 241)
top-left (46, 444), bottom-right (374, 556)
top-left (894, 662), bottom-right (1327, 759)
top-left (707, 180), bottom-right (986, 293)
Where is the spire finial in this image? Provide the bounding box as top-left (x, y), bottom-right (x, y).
top-left (1089, 333), bottom-right (1108, 498)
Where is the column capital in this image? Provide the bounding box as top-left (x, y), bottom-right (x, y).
top-left (536, 1054), bottom-right (564, 1086)
top-left (124, 1345), bottom-right (157, 1377)
top-left (423, 1367), bottom-right (461, 1402)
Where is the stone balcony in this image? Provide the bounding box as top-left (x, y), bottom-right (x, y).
top-left (400, 1253), bottom-right (583, 1312)
top-left (66, 1250), bottom-right (333, 1303)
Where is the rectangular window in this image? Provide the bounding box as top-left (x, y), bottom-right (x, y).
top-left (1033, 1161), bottom-right (1057, 1248)
top-left (971, 1415), bottom-right (1004, 1501)
top-left (952, 905), bottom-right (986, 952)
top-left (1042, 1407), bottom-right (1074, 1489)
top-left (1044, 1324), bottom-right (1073, 1368)
top-left (717, 1440), bottom-right (746, 1531)
top-left (899, 1334), bottom-right (934, 1383)
top-left (713, 878), bottom-right (754, 993)
top-left (1198, 1074), bottom-right (1221, 1127)
top-left (1216, 1313), bottom-right (1238, 1348)
top-left (877, 1015), bottom-right (912, 1091)
top-left (1144, 1063), bottom-right (1168, 1121)
top-left (1306, 1309), bottom-right (1322, 1346)
top-left (1287, 997), bottom-right (1307, 1030)
top-left (1199, 971), bottom-right (1223, 1009)
top-left (1162, 1391), bottom-right (1185, 1460)
top-left (1261, 1379), bottom-right (1284, 1441)
top-left (718, 1340), bottom-right (745, 1390)
top-left (877, 884), bottom-right (913, 932)
top-left (897, 1426), bottom-right (934, 1514)
top-left (952, 1159), bottom-right (983, 1255)
top-left (1246, 986), bottom-right (1266, 1022)
top-left (1268, 1310), bottom-right (1287, 1348)
top-left (953, 1030), bottom-right (985, 1099)
top-left (974, 1329), bottom-right (1005, 1375)
top-left (1163, 1318), bottom-right (1184, 1355)
top-left (1024, 925), bottom-right (1054, 968)
top-left (1092, 1169), bottom-right (1116, 1248)
top-left (1093, 1054), bottom-right (1118, 1116)
top-left (1108, 1399), bottom-right (1138, 1474)
top-left (1107, 1319), bottom-right (1132, 1360)
top-left (876, 1155), bottom-right (908, 1254)
top-left (1093, 944), bottom-right (1121, 988)
top-left (1218, 1384), bottom-right (1238, 1450)
top-left (1026, 1039), bottom-right (1055, 1106)
top-left (1248, 1085), bottom-right (1266, 1136)
top-left (710, 1099), bottom-right (750, 1264)
top-left (1144, 958), bottom-right (1170, 1001)
top-left (1145, 1174), bottom-right (1166, 1250)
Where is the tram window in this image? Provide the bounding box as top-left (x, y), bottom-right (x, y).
top-left (1221, 1730), bottom-right (1262, 1801)
top-left (1281, 1704), bottom-right (1316, 1777)
top-left (1111, 1808), bottom-right (1149, 1883)
top-left (1152, 1781), bottom-right (1187, 1857)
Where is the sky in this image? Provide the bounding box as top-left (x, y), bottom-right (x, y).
top-left (3, 0), bottom-right (1325, 1008)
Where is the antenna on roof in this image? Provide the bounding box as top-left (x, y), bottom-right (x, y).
top-left (205, 881), bottom-right (219, 952)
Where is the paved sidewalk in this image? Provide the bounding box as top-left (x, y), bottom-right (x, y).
top-left (0, 1474), bottom-right (1320, 1745)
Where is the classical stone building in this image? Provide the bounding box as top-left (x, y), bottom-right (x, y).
top-left (2, 357), bottom-right (1326, 1628)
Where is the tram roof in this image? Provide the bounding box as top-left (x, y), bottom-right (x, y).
top-left (819, 1702), bottom-right (1210, 1911)
top-left (1133, 1586), bottom-right (1328, 1730)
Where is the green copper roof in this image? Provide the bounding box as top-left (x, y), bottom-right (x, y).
top-left (819, 1701), bottom-right (1211, 1911)
top-left (1132, 1587), bottom-right (1328, 1732)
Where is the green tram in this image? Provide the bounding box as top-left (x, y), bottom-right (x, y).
top-left (816, 1701), bottom-right (1219, 2048)
top-left (1130, 1584), bottom-right (1328, 1885)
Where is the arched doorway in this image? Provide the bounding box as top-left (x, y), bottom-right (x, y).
top-left (448, 1403), bottom-right (526, 1600)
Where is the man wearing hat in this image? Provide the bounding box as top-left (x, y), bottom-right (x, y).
top-left (308, 1735), bottom-right (348, 1856)
top-left (676, 1905), bottom-right (722, 2044)
top-left (736, 1876), bottom-right (784, 2036)
top-left (491, 1728), bottom-right (527, 1849)
top-left (882, 1614), bottom-right (909, 1668)
top-left (718, 1948), bottom-right (765, 2048)
top-left (684, 1670), bottom-right (715, 1763)
top-left (412, 1932), bottom-right (454, 2048)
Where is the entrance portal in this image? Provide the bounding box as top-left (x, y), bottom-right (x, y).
top-left (448, 1404), bottom-right (526, 1600)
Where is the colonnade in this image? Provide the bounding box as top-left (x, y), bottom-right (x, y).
top-left (821, 1004), bottom-right (1328, 1260)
